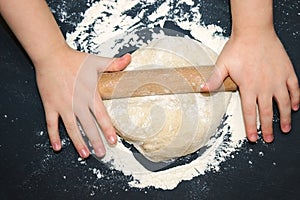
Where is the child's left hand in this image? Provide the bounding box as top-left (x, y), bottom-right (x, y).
top-left (202, 30), bottom-right (299, 143)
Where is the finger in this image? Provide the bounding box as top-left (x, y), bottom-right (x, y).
top-left (61, 114), bottom-right (90, 158)
top-left (77, 110), bottom-right (106, 158)
top-left (200, 62), bottom-right (229, 92)
top-left (45, 110), bottom-right (61, 151)
top-left (82, 53), bottom-right (131, 73)
top-left (92, 93), bottom-right (117, 145)
top-left (257, 95), bottom-right (274, 143)
top-left (287, 75), bottom-right (300, 111)
top-left (274, 88), bottom-right (291, 133)
top-left (106, 53), bottom-right (131, 72)
top-left (240, 91), bottom-right (258, 142)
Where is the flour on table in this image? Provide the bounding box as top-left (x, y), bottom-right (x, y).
top-left (66, 0), bottom-right (247, 190)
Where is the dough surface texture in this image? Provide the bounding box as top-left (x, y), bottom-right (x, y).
top-left (103, 36), bottom-right (232, 162)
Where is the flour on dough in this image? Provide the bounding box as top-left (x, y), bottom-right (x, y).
top-left (104, 36), bottom-right (232, 162)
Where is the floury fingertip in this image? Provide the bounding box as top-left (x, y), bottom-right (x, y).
top-left (199, 83), bottom-right (208, 91)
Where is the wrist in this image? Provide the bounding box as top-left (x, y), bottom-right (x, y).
top-left (33, 43), bottom-right (87, 77)
top-left (230, 0), bottom-right (274, 40)
top-left (31, 41), bottom-right (70, 66)
top-left (32, 42), bottom-right (73, 69)
top-left (231, 25), bottom-right (276, 41)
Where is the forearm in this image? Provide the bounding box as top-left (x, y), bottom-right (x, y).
top-left (0, 0), bottom-right (67, 65)
top-left (230, 0), bottom-right (275, 38)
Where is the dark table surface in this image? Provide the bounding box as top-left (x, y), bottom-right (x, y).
top-left (1, 0), bottom-right (300, 199)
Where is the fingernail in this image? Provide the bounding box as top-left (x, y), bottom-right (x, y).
top-left (282, 124), bottom-right (291, 133)
top-left (52, 143), bottom-right (61, 151)
top-left (80, 148), bottom-right (90, 158)
top-left (95, 148), bottom-right (106, 158)
top-left (293, 104), bottom-right (299, 111)
top-left (264, 135), bottom-right (274, 143)
top-left (108, 135), bottom-right (117, 144)
top-left (248, 134), bottom-right (258, 142)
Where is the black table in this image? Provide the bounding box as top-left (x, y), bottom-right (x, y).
top-left (1, 0), bottom-right (300, 199)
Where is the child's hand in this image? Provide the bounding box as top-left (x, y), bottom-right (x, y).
top-left (202, 31), bottom-right (299, 143)
top-left (35, 47), bottom-right (131, 158)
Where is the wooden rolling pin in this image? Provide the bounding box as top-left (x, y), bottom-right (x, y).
top-left (98, 65), bottom-right (237, 100)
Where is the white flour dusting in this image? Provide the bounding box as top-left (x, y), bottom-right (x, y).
top-left (65, 0), bottom-right (247, 190)
top-left (95, 92), bottom-right (246, 190)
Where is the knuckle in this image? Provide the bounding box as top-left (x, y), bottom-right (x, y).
top-left (261, 122), bottom-right (273, 135)
top-left (289, 76), bottom-right (299, 86)
top-left (277, 94), bottom-right (291, 107)
top-left (280, 116), bottom-right (291, 125)
top-left (102, 126), bottom-right (115, 136)
top-left (281, 98), bottom-right (291, 108)
top-left (90, 140), bottom-right (103, 149)
top-left (288, 78), bottom-right (300, 94)
top-left (259, 107), bottom-right (273, 118)
top-left (46, 118), bottom-right (57, 130)
top-left (262, 127), bottom-right (272, 134)
top-left (242, 106), bottom-right (256, 117)
top-left (74, 143), bottom-right (87, 153)
top-left (292, 94), bottom-right (300, 103)
top-left (291, 89), bottom-right (300, 102)
top-left (64, 120), bottom-right (78, 134)
top-left (86, 131), bottom-right (101, 144)
top-left (246, 128), bottom-right (257, 136)
top-left (279, 108), bottom-right (291, 119)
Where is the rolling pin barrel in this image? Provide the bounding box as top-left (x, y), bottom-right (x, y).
top-left (98, 66), bottom-right (237, 100)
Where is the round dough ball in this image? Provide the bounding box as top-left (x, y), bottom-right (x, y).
top-left (103, 36), bottom-right (231, 162)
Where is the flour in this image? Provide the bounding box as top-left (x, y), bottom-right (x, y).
top-left (65, 0), bottom-right (247, 190)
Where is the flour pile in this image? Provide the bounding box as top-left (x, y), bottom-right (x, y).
top-left (66, 0), bottom-right (247, 190)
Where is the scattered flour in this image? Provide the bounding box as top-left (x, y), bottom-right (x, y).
top-left (65, 0), bottom-right (247, 190)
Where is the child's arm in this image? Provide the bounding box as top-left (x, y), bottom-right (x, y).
top-left (202, 0), bottom-right (299, 142)
top-left (0, 0), bottom-right (131, 158)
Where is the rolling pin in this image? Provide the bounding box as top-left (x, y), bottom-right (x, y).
top-left (98, 65), bottom-right (237, 100)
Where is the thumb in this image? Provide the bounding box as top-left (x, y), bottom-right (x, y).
top-left (200, 63), bottom-right (229, 92)
top-left (81, 53), bottom-right (132, 73)
top-left (105, 53), bottom-right (132, 72)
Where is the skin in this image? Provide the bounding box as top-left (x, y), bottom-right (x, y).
top-left (1, 0), bottom-right (299, 158)
top-left (0, 0), bottom-right (131, 158)
top-left (202, 0), bottom-right (300, 143)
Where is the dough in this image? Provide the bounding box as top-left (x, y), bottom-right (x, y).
top-left (103, 36), bottom-right (232, 162)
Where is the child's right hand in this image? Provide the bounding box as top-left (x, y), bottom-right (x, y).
top-left (35, 46), bottom-right (131, 158)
